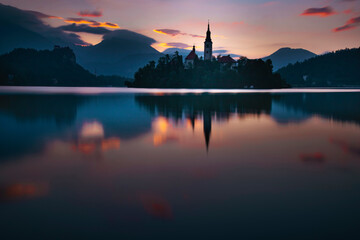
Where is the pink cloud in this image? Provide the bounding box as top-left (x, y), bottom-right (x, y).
top-left (153, 29), bottom-right (204, 38)
top-left (77, 10), bottom-right (103, 17)
top-left (333, 16), bottom-right (360, 32)
top-left (301, 6), bottom-right (337, 17)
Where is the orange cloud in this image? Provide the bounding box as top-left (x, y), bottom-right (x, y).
top-left (301, 6), bottom-right (337, 17)
top-left (333, 16), bottom-right (360, 32)
top-left (77, 10), bottom-right (103, 17)
top-left (65, 18), bottom-right (120, 29)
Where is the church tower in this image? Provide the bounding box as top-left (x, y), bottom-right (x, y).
top-left (204, 21), bottom-right (213, 61)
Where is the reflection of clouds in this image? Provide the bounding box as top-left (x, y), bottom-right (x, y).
top-left (0, 182), bottom-right (49, 202)
top-left (140, 194), bottom-right (173, 220)
top-left (329, 138), bottom-right (360, 157)
top-left (72, 121), bottom-right (120, 155)
top-left (152, 117), bottom-right (179, 147)
top-left (299, 153), bottom-right (325, 163)
top-left (80, 121), bottom-right (104, 139)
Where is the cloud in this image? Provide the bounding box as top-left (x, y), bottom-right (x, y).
top-left (333, 16), bottom-right (360, 32)
top-left (153, 29), bottom-right (204, 38)
top-left (58, 24), bottom-right (111, 34)
top-left (159, 42), bottom-right (192, 49)
top-left (77, 10), bottom-right (103, 17)
top-left (25, 10), bottom-right (62, 19)
top-left (301, 6), bottom-right (337, 17)
top-left (64, 18), bottom-right (120, 28)
top-left (0, 3), bottom-right (88, 46)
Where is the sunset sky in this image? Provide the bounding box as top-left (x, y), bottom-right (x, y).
top-left (1, 0), bottom-right (359, 58)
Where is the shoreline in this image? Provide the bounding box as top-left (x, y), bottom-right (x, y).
top-left (1, 86), bottom-right (360, 95)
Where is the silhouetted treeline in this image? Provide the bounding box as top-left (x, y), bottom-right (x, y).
top-left (127, 53), bottom-right (289, 89)
top-left (0, 47), bottom-right (130, 86)
top-left (277, 47), bottom-right (360, 87)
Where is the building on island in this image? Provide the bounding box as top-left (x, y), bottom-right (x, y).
top-left (184, 21), bottom-right (237, 69)
top-left (185, 45), bottom-right (198, 69)
top-left (218, 55), bottom-right (238, 70)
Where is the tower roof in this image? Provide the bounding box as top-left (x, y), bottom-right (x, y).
top-left (185, 45), bottom-right (197, 60)
top-left (205, 20), bottom-right (212, 42)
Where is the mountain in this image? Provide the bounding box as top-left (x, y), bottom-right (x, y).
top-left (0, 4), bottom-right (163, 78)
top-left (277, 47), bottom-right (360, 87)
top-left (263, 48), bottom-right (317, 70)
top-left (74, 30), bottom-right (163, 77)
top-left (0, 21), bottom-right (53, 53)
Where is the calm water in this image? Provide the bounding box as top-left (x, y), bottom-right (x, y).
top-left (0, 87), bottom-right (360, 239)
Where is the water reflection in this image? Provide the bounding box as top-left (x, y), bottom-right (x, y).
top-left (136, 94), bottom-right (272, 150)
top-left (0, 91), bottom-right (360, 239)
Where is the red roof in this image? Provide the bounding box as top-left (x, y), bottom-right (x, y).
top-left (185, 50), bottom-right (197, 60)
top-left (218, 55), bottom-right (236, 63)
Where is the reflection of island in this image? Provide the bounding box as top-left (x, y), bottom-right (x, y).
top-left (0, 94), bottom-right (152, 161)
top-left (135, 94), bottom-right (272, 150)
top-left (0, 94), bottom-right (85, 125)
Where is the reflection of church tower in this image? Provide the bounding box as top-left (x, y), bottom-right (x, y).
top-left (204, 21), bottom-right (213, 61)
top-left (203, 111), bottom-right (212, 152)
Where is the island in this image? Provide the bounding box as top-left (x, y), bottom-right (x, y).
top-left (127, 23), bottom-right (289, 89)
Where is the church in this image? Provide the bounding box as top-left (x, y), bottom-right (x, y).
top-left (185, 22), bottom-right (236, 69)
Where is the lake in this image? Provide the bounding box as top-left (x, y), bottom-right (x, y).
top-left (0, 87), bottom-right (360, 239)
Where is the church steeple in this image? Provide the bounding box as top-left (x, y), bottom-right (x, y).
top-left (206, 20), bottom-right (212, 42)
top-left (204, 20), bottom-right (213, 61)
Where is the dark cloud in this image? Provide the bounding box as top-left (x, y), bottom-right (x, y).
top-left (333, 16), bottom-right (360, 32)
top-left (153, 29), bottom-right (204, 38)
top-left (25, 10), bottom-right (62, 19)
top-left (301, 6), bottom-right (336, 17)
top-left (77, 10), bottom-right (103, 17)
top-left (103, 30), bottom-right (156, 45)
top-left (0, 3), bottom-right (87, 45)
top-left (58, 24), bottom-right (111, 34)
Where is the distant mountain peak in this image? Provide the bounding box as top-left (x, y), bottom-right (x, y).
top-left (263, 47), bottom-right (317, 70)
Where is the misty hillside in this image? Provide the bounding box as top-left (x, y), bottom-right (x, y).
top-left (263, 48), bottom-right (317, 70)
top-left (74, 30), bottom-right (163, 77)
top-left (277, 47), bottom-right (360, 87)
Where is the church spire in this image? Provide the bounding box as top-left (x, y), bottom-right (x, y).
top-left (206, 20), bottom-right (212, 42)
top-left (204, 20), bottom-right (213, 61)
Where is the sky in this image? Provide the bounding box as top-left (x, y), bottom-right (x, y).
top-left (1, 0), bottom-right (359, 58)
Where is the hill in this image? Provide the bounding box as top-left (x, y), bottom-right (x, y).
top-left (74, 30), bottom-right (163, 77)
top-left (0, 47), bottom-right (128, 86)
top-left (263, 48), bottom-right (317, 70)
top-left (277, 47), bottom-right (360, 87)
